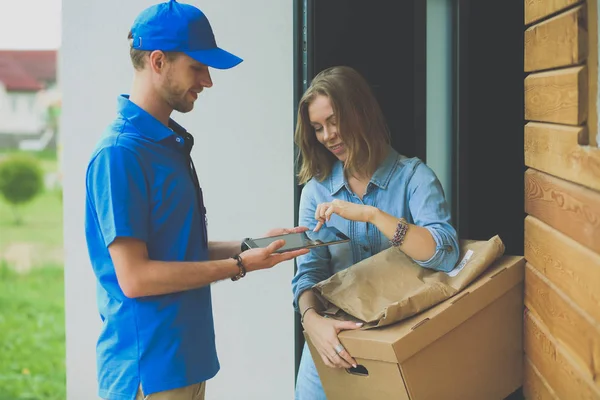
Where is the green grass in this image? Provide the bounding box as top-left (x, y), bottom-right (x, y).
top-left (0, 189), bottom-right (63, 251)
top-left (0, 149), bottom-right (66, 399)
top-left (0, 149), bottom-right (58, 161)
top-left (0, 264), bottom-right (66, 400)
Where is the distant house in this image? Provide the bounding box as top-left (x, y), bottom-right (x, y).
top-left (0, 50), bottom-right (60, 150)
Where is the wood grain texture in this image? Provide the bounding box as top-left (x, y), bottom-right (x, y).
top-left (525, 0), bottom-right (582, 25)
top-left (525, 66), bottom-right (588, 125)
top-left (525, 5), bottom-right (587, 72)
top-left (525, 122), bottom-right (600, 191)
top-left (525, 169), bottom-right (600, 253)
top-left (525, 216), bottom-right (600, 324)
top-left (524, 356), bottom-right (560, 400)
top-left (524, 311), bottom-right (600, 399)
top-left (525, 263), bottom-right (600, 383)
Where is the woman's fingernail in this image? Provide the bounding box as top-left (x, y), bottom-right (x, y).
top-left (352, 364), bottom-right (357, 368)
top-left (356, 323), bottom-right (363, 326)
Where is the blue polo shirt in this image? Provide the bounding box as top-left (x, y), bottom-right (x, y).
top-left (85, 95), bottom-right (219, 400)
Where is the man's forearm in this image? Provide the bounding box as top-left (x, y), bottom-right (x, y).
top-left (123, 258), bottom-right (240, 298)
top-left (208, 241), bottom-right (242, 260)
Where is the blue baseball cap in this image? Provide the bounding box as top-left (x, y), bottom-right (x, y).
top-left (130, 0), bottom-right (243, 69)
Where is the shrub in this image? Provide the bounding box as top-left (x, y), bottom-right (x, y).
top-left (0, 154), bottom-right (44, 224)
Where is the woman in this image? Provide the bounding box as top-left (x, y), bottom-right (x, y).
top-left (291, 66), bottom-right (459, 399)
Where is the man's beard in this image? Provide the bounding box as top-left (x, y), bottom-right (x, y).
top-left (163, 73), bottom-right (195, 113)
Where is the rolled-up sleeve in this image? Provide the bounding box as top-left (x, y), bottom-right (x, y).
top-left (407, 162), bottom-right (459, 272)
top-left (291, 181), bottom-right (332, 312)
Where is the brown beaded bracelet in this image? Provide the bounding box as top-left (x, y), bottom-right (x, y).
top-left (389, 218), bottom-right (409, 247)
top-left (230, 254), bottom-right (247, 281)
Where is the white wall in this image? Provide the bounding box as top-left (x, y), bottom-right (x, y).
top-left (61, 1), bottom-right (295, 399)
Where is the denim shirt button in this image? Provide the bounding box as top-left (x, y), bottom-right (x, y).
top-left (362, 245), bottom-right (369, 252)
top-left (446, 245), bottom-right (453, 252)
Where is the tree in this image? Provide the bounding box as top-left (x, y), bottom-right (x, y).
top-left (0, 154), bottom-right (44, 224)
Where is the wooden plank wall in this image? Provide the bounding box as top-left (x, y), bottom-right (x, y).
top-left (524, 0), bottom-right (600, 399)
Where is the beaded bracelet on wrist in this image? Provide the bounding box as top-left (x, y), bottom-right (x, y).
top-left (230, 254), bottom-right (247, 281)
top-left (389, 218), bottom-right (409, 247)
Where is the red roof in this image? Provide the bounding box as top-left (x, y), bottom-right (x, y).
top-left (0, 50), bottom-right (57, 91)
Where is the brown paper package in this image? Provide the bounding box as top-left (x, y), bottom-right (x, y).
top-left (312, 235), bottom-right (505, 329)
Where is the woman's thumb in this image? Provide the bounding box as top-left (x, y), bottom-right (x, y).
top-left (338, 320), bottom-right (364, 331)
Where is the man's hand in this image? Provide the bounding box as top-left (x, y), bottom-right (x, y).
top-left (263, 226), bottom-right (309, 237)
top-left (235, 226), bottom-right (309, 274)
top-left (240, 239), bottom-right (308, 273)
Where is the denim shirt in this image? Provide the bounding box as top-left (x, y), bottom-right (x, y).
top-left (291, 148), bottom-right (459, 311)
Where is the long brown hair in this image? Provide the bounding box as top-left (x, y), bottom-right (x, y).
top-left (295, 66), bottom-right (390, 184)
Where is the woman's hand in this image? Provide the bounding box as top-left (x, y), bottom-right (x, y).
top-left (302, 311), bottom-right (363, 369)
top-left (314, 200), bottom-right (377, 231)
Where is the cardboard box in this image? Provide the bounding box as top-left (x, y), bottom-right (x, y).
top-left (305, 255), bottom-right (525, 400)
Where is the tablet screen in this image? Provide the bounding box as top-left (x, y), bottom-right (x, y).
top-left (250, 226), bottom-right (350, 252)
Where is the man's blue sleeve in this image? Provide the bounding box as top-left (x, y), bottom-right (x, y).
top-left (86, 145), bottom-right (150, 247)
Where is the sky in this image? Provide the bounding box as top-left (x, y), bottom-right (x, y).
top-left (0, 0), bottom-right (62, 50)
